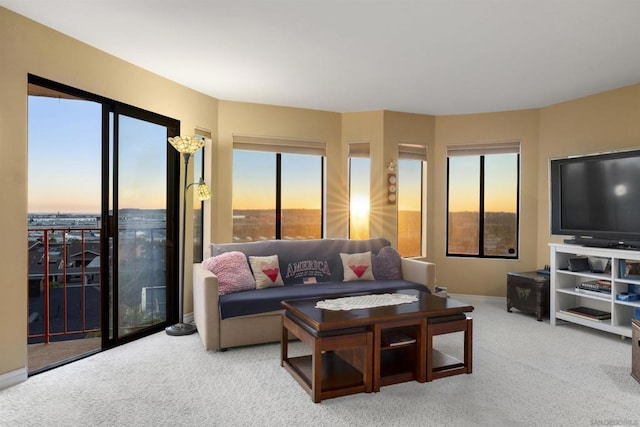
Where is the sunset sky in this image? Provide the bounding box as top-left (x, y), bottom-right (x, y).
top-left (28, 96), bottom-right (102, 213)
top-left (233, 153), bottom-right (425, 212)
top-left (448, 154), bottom-right (518, 213)
top-left (28, 96), bottom-right (167, 213)
top-left (232, 150), bottom-right (323, 210)
top-left (29, 95), bottom-right (504, 217)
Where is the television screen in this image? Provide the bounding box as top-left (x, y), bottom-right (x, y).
top-left (550, 149), bottom-right (640, 247)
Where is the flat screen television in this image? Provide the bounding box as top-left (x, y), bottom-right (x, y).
top-left (550, 148), bottom-right (640, 249)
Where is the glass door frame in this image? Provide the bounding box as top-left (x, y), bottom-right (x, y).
top-left (28, 74), bottom-right (180, 352)
top-left (103, 104), bottom-right (180, 348)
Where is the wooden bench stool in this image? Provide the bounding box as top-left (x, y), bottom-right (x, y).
top-left (426, 314), bottom-right (472, 381)
top-left (281, 312), bottom-right (373, 402)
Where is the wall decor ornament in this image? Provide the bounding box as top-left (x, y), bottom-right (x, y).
top-left (387, 173), bottom-right (397, 204)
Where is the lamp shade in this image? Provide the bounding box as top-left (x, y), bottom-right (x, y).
top-left (168, 136), bottom-right (206, 154)
top-left (196, 181), bottom-right (211, 201)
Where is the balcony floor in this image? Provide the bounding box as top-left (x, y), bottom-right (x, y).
top-left (28, 337), bottom-right (101, 374)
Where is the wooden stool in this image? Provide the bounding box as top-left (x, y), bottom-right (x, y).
top-left (281, 312), bottom-right (373, 403)
top-left (426, 314), bottom-right (472, 381)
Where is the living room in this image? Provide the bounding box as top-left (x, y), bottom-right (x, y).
top-left (1, 2), bottom-right (640, 423)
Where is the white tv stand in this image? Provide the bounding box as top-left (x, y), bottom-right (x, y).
top-left (550, 243), bottom-right (640, 338)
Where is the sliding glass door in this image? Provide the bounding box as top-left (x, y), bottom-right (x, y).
top-left (27, 83), bottom-right (104, 373)
top-left (28, 76), bottom-right (179, 370)
top-left (108, 111), bottom-right (178, 340)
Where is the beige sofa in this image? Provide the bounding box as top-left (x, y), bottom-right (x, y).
top-left (193, 238), bottom-right (436, 351)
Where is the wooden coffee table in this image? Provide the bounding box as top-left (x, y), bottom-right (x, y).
top-left (280, 289), bottom-right (474, 402)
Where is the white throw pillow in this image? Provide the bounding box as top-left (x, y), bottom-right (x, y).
top-left (340, 251), bottom-right (375, 282)
top-left (249, 255), bottom-right (285, 289)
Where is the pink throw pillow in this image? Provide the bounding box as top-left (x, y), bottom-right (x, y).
top-left (202, 251), bottom-right (256, 295)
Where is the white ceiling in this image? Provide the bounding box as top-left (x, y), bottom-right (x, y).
top-left (3, 0), bottom-right (640, 115)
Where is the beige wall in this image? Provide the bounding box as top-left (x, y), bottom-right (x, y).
top-left (433, 110), bottom-right (540, 296)
top-left (3, 4), bottom-right (640, 386)
top-left (342, 111), bottom-right (384, 239)
top-left (383, 111), bottom-right (435, 250)
top-left (0, 7), bottom-right (218, 379)
top-left (433, 84), bottom-right (640, 296)
top-left (341, 111), bottom-right (435, 248)
top-left (215, 101), bottom-right (343, 242)
top-left (536, 83), bottom-right (640, 266)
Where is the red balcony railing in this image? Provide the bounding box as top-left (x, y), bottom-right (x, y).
top-left (27, 228), bottom-right (102, 344)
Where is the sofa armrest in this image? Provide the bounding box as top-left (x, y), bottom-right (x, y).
top-left (193, 263), bottom-right (221, 351)
top-left (401, 258), bottom-right (436, 291)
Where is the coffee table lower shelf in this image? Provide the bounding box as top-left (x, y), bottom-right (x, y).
top-left (431, 349), bottom-right (465, 375)
top-left (378, 345), bottom-right (419, 388)
top-left (283, 352), bottom-right (368, 401)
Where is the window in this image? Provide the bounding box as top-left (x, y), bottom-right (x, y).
top-left (397, 159), bottom-right (422, 256)
top-left (446, 142), bottom-right (520, 258)
top-left (232, 134), bottom-right (325, 241)
top-left (348, 142), bottom-right (370, 239)
top-left (397, 144), bottom-right (426, 257)
top-left (233, 151), bottom-right (277, 240)
top-left (281, 154), bottom-right (323, 239)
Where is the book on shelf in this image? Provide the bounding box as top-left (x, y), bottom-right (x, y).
top-left (579, 280), bottom-right (611, 292)
top-left (574, 287), bottom-right (611, 298)
top-left (560, 310), bottom-right (609, 322)
top-left (381, 331), bottom-right (416, 347)
top-left (560, 306), bottom-right (611, 321)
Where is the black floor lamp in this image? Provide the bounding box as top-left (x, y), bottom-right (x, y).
top-left (166, 135), bottom-right (211, 336)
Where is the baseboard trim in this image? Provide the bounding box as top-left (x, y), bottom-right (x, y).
top-left (450, 293), bottom-right (506, 304)
top-left (0, 367), bottom-right (28, 390)
top-left (183, 312), bottom-right (194, 324)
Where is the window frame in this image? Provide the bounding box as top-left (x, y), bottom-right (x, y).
top-left (397, 143), bottom-right (427, 257)
top-left (347, 142), bottom-right (371, 240)
top-left (27, 73), bottom-right (180, 350)
top-left (232, 149), bottom-right (325, 241)
top-left (446, 144), bottom-right (520, 259)
top-left (275, 153), bottom-right (325, 239)
top-left (397, 158), bottom-right (425, 257)
top-left (192, 145), bottom-right (205, 263)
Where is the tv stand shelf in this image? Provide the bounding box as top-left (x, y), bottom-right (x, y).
top-left (550, 243), bottom-right (640, 338)
top-left (563, 237), bottom-right (640, 251)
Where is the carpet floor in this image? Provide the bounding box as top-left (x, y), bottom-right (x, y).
top-left (1, 295), bottom-right (639, 426)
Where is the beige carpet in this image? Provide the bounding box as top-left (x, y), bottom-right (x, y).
top-left (2, 295), bottom-right (639, 426)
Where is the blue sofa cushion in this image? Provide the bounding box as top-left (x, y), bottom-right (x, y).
top-left (219, 279), bottom-right (429, 319)
top-left (210, 238), bottom-right (391, 285)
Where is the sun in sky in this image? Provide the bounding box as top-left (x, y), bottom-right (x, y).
top-left (350, 195), bottom-right (370, 218)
